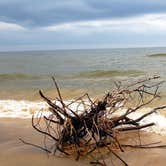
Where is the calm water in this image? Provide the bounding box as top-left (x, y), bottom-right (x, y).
top-left (0, 47), bottom-right (165, 99)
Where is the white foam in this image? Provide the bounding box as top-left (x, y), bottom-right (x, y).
top-left (110, 107), bottom-right (166, 135)
top-left (0, 100), bottom-right (88, 118)
top-left (128, 111), bottom-right (166, 135)
top-left (0, 100), bottom-right (49, 118)
top-left (0, 100), bottom-right (166, 135)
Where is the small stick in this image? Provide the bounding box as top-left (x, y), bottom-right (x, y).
top-left (19, 138), bottom-right (51, 153)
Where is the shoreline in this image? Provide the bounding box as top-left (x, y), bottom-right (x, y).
top-left (0, 92), bottom-right (165, 119)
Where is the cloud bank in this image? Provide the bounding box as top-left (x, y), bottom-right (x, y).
top-left (1, 1), bottom-right (166, 50)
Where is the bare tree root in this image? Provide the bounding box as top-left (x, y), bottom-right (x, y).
top-left (21, 76), bottom-right (166, 165)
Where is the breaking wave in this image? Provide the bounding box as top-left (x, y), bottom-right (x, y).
top-left (76, 70), bottom-right (144, 78)
top-left (0, 73), bottom-right (44, 81)
top-left (147, 53), bottom-right (166, 57)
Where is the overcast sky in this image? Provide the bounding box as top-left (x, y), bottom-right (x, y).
top-left (1, 0), bottom-right (166, 51)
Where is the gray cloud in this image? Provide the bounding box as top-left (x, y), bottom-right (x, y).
top-left (1, 0), bottom-right (166, 27)
top-left (1, 1), bottom-right (166, 51)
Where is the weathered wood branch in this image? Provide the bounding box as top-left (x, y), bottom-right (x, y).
top-left (21, 76), bottom-right (166, 166)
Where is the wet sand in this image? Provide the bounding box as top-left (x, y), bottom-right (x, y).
top-left (0, 118), bottom-right (86, 166)
top-left (0, 118), bottom-right (166, 166)
top-left (0, 88), bottom-right (100, 101)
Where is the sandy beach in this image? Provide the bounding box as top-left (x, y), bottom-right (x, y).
top-left (0, 118), bottom-right (86, 166)
top-left (0, 118), bottom-right (165, 166)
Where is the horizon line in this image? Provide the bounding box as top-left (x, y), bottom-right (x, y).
top-left (1, 45), bottom-right (166, 53)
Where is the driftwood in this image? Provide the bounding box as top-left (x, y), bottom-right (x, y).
top-left (20, 76), bottom-right (166, 166)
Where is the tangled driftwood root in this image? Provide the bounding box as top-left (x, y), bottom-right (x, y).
top-left (20, 76), bottom-right (166, 166)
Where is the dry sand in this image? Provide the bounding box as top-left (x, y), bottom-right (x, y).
top-left (0, 118), bottom-right (166, 166)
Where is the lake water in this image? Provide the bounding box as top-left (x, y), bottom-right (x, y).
top-left (0, 47), bottom-right (165, 99)
top-left (0, 47), bottom-right (165, 120)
